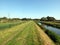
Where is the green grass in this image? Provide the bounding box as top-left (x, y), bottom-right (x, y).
top-left (37, 23), bottom-right (60, 45)
top-left (0, 22), bottom-right (27, 44)
top-left (0, 21), bottom-right (55, 45)
top-left (0, 21), bottom-right (25, 30)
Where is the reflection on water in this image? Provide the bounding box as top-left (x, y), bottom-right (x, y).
top-left (39, 23), bottom-right (60, 35)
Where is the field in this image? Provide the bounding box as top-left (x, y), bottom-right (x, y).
top-left (0, 21), bottom-right (24, 30)
top-left (0, 21), bottom-right (55, 45)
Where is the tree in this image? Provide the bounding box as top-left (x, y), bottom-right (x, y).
top-left (22, 18), bottom-right (27, 20)
top-left (2, 17), bottom-right (7, 19)
top-left (40, 16), bottom-right (56, 21)
top-left (40, 17), bottom-right (47, 21)
top-left (12, 18), bottom-right (20, 20)
top-left (47, 16), bottom-right (56, 21)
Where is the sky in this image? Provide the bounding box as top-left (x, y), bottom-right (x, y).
top-left (0, 0), bottom-right (60, 19)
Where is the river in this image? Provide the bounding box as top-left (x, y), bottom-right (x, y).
top-left (39, 23), bottom-right (60, 35)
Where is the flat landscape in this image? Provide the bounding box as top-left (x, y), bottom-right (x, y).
top-left (0, 21), bottom-right (55, 45)
top-left (0, 0), bottom-right (60, 45)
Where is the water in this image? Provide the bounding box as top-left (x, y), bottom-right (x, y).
top-left (39, 23), bottom-right (60, 35)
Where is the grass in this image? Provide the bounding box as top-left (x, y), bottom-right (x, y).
top-left (37, 23), bottom-right (60, 45)
top-left (0, 21), bottom-right (25, 30)
top-left (0, 21), bottom-right (31, 45)
top-left (0, 21), bottom-right (55, 45)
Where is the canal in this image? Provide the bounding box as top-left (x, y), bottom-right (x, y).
top-left (39, 23), bottom-right (60, 35)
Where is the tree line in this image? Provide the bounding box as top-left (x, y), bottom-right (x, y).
top-left (0, 16), bottom-right (58, 22)
top-left (40, 16), bottom-right (56, 21)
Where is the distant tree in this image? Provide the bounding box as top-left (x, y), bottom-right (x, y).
top-left (0, 17), bottom-right (8, 23)
top-left (22, 18), bottom-right (27, 20)
top-left (2, 17), bottom-right (7, 19)
top-left (40, 17), bottom-right (47, 21)
top-left (40, 16), bottom-right (56, 21)
top-left (0, 17), bottom-right (7, 20)
top-left (12, 18), bottom-right (20, 20)
top-left (47, 16), bottom-right (56, 21)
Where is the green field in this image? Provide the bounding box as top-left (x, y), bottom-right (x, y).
top-left (0, 21), bottom-right (55, 45)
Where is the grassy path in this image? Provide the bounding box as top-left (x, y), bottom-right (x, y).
top-left (0, 21), bottom-right (30, 45)
top-left (0, 21), bottom-right (55, 45)
top-left (35, 23), bottom-right (55, 45)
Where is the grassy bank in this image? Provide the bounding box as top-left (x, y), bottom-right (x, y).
top-left (36, 23), bottom-right (60, 45)
top-left (41, 21), bottom-right (60, 29)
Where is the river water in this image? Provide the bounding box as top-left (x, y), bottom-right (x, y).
top-left (39, 23), bottom-right (60, 35)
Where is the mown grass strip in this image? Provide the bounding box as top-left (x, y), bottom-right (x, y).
top-left (0, 21), bottom-right (31, 45)
top-left (6, 22), bottom-right (31, 45)
top-left (0, 21), bottom-right (56, 45)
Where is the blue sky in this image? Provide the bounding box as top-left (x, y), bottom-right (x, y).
top-left (0, 0), bottom-right (60, 19)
